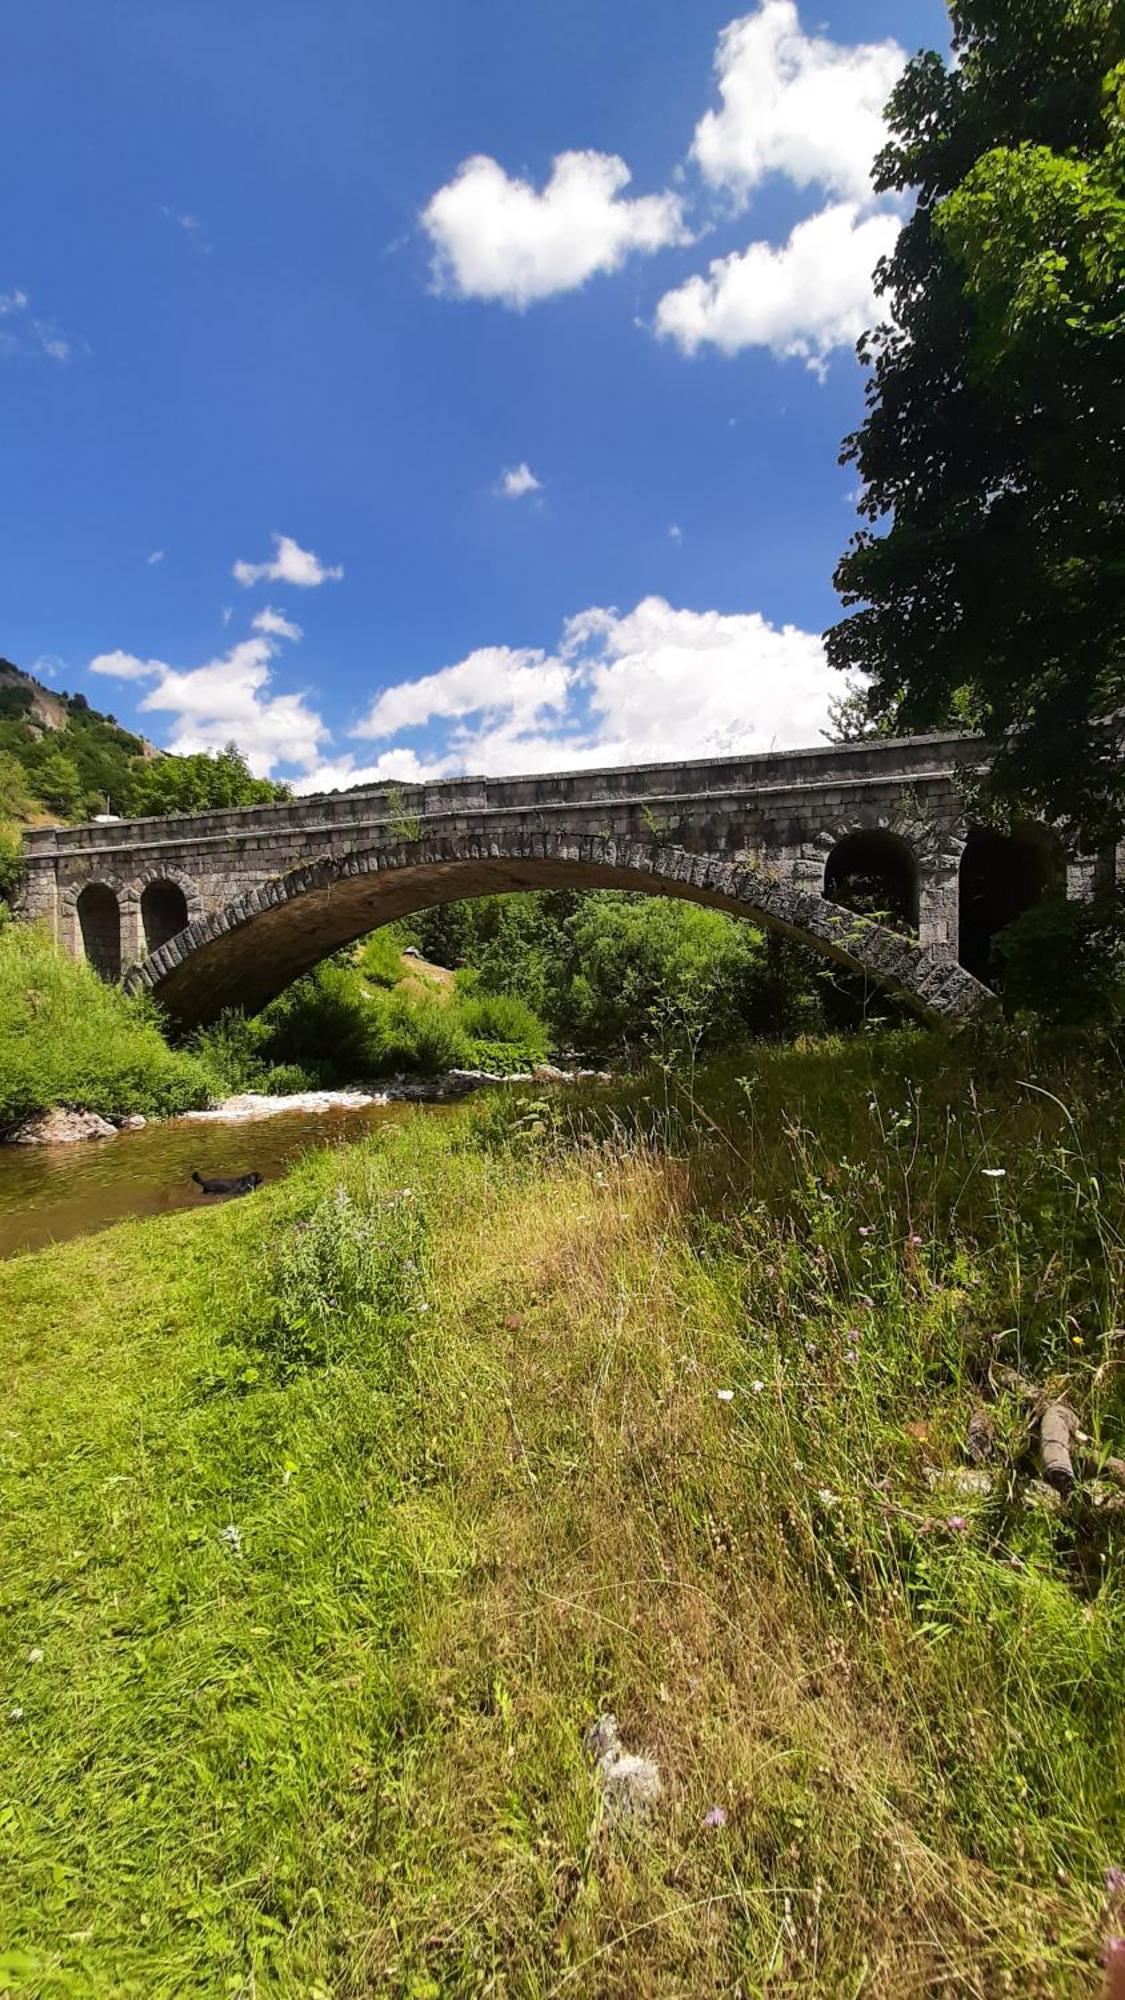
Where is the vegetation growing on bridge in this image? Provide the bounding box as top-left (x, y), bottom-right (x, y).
top-left (4, 1031), bottom-right (1124, 1993)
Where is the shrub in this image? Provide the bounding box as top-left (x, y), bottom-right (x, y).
top-left (0, 824), bottom-right (24, 914)
top-left (357, 929), bottom-right (409, 989)
top-left (0, 925), bottom-right (211, 1131)
top-left (190, 1009), bottom-right (272, 1096)
top-left (257, 1182), bottom-right (427, 1378)
top-left (367, 989), bottom-right (469, 1075)
top-left (258, 1062), bottom-right (317, 1096)
top-left (455, 990), bottom-right (548, 1058)
top-left (257, 962), bottom-right (376, 1081)
top-left (993, 890), bottom-right (1125, 1024)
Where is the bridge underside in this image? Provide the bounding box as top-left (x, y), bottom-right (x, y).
top-left (124, 833), bottom-right (991, 1027)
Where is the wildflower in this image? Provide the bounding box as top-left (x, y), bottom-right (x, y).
top-left (859, 1295), bottom-right (875, 1309)
top-left (702, 1804), bottom-right (728, 1828)
top-left (947, 1515), bottom-right (968, 1533)
top-left (858, 1226), bottom-right (872, 1238)
top-left (26, 1648), bottom-right (43, 1666)
top-left (9, 1706), bottom-right (24, 1722)
top-left (751, 1380), bottom-right (765, 1394)
top-left (805, 1342), bottom-right (819, 1360)
top-left (1107, 1869), bottom-right (1125, 1896)
top-left (910, 1234), bottom-right (923, 1246)
top-left (716, 1388), bottom-right (735, 1403)
top-left (845, 1329), bottom-right (862, 1343)
top-left (219, 1524), bottom-right (242, 1555)
top-left (1071, 1334), bottom-right (1085, 1347)
top-left (981, 1167), bottom-right (1006, 1179)
top-left (816, 1488), bottom-right (839, 1509)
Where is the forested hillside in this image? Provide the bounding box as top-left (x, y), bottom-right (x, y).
top-left (0, 657), bottom-right (289, 826)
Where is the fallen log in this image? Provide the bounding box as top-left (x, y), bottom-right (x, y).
top-left (1040, 1403), bottom-right (1078, 1494)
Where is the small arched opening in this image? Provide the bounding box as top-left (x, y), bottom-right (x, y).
top-left (141, 878), bottom-right (189, 955)
top-left (77, 883), bottom-right (122, 982)
top-left (824, 830), bottom-right (918, 934)
top-left (958, 827), bottom-right (1056, 983)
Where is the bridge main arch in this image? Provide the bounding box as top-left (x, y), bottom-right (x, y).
top-left (123, 831), bottom-right (990, 1027)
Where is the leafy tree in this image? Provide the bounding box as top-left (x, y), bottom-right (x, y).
top-left (403, 891), bottom-right (827, 1056)
top-left (33, 750), bottom-right (86, 819)
top-left (829, 1), bottom-right (1125, 849)
top-left (127, 744), bottom-right (290, 816)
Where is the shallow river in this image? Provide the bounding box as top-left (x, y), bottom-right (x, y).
top-left (0, 1100), bottom-right (431, 1259)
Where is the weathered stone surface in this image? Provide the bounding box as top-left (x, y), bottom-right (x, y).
top-left (11, 1107), bottom-right (118, 1145)
top-left (19, 730), bottom-right (1086, 1026)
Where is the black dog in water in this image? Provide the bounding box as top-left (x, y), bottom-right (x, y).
top-left (192, 1170), bottom-right (264, 1197)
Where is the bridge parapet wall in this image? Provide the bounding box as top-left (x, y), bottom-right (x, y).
top-left (21, 733), bottom-right (981, 961)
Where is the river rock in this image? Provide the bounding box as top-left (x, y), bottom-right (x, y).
top-left (12, 1107), bottom-right (119, 1145)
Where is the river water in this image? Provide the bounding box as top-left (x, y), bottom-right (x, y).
top-left (0, 1100), bottom-right (428, 1259)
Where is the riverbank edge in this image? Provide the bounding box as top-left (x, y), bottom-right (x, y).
top-left (5, 1063), bottom-right (614, 1142)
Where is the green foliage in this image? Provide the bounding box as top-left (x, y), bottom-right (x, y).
top-left (829, 0), bottom-right (1125, 849)
top-left (0, 661), bottom-right (288, 825)
top-left (0, 925), bottom-right (211, 1131)
top-left (189, 1008), bottom-right (273, 1096)
top-left (0, 823), bottom-right (25, 913)
top-left (992, 888), bottom-right (1125, 1021)
top-left (406, 890), bottom-right (827, 1058)
top-left (31, 748), bottom-right (85, 818)
top-left (257, 1182), bottom-right (427, 1378)
top-left (357, 927), bottom-right (410, 988)
top-left (454, 989), bottom-right (548, 1057)
top-left (3, 1038), bottom-right (1125, 1990)
top-left (255, 962), bottom-right (378, 1083)
top-left (383, 784), bottom-right (424, 843)
top-left (127, 744), bottom-right (290, 816)
top-left (0, 751), bottom-right (36, 821)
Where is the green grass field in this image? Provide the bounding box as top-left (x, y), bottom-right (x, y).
top-left (3, 1030), bottom-right (1124, 1996)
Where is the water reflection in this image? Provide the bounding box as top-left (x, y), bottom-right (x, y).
top-left (0, 1101), bottom-right (430, 1259)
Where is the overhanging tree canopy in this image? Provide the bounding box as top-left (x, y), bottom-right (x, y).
top-left (828, 0), bottom-right (1125, 850)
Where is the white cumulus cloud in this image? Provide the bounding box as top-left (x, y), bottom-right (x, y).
top-left (354, 645), bottom-right (573, 743)
top-left (655, 201), bottom-right (899, 371)
top-left (252, 605), bottom-right (303, 641)
top-left (291, 594), bottom-right (835, 792)
top-left (422, 150), bottom-right (690, 307)
top-left (88, 632), bottom-right (329, 777)
top-left (233, 533), bottom-right (343, 589)
top-left (692, 2), bottom-right (905, 207)
top-left (498, 462), bottom-right (542, 499)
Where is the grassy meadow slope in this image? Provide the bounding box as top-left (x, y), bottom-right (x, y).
top-left (2, 1031), bottom-right (1124, 1996)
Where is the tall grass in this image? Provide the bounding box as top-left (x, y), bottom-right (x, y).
top-left (3, 1029), bottom-right (1124, 1992)
top-left (0, 923), bottom-right (210, 1132)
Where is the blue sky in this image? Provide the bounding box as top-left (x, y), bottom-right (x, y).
top-left (2, 0), bottom-right (949, 790)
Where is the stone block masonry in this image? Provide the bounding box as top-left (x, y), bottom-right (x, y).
top-left (18, 731), bottom-right (1100, 1024)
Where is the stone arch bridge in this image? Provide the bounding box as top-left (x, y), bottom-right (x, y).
top-left (19, 733), bottom-right (1109, 1025)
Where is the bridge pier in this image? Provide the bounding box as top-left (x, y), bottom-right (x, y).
top-left (917, 861), bottom-right (960, 954)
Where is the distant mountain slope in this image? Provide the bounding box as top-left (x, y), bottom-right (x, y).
top-left (0, 656), bottom-right (288, 825)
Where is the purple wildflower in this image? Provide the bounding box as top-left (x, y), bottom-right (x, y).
top-left (1107, 1868), bottom-right (1125, 1896)
top-left (947, 1515), bottom-right (968, 1533)
top-left (702, 1804), bottom-right (728, 1828)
